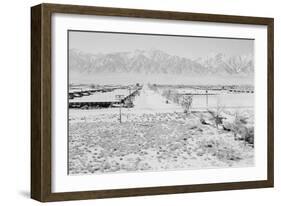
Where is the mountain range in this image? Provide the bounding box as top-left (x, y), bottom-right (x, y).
top-left (69, 49), bottom-right (254, 84)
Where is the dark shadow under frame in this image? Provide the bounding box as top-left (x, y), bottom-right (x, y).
top-left (31, 3), bottom-right (274, 202)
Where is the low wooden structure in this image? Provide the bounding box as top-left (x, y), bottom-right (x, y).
top-left (68, 86), bottom-right (142, 109)
top-left (228, 89), bottom-right (254, 93)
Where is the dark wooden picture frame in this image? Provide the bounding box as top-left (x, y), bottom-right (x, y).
top-left (31, 3), bottom-right (274, 202)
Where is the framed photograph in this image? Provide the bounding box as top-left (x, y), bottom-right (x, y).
top-left (31, 3), bottom-right (274, 202)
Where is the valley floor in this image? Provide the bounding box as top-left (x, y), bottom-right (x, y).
top-left (68, 86), bottom-right (254, 175)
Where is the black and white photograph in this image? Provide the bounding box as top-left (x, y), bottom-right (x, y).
top-left (68, 30), bottom-right (255, 175)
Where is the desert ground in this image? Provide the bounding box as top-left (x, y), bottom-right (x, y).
top-left (68, 85), bottom-right (254, 175)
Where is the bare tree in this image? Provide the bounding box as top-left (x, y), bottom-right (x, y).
top-left (207, 100), bottom-right (225, 129)
top-left (162, 89), bottom-right (172, 103)
top-left (172, 93), bottom-right (180, 104)
top-left (181, 95), bottom-right (193, 115)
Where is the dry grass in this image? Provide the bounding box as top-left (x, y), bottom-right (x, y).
top-left (69, 111), bottom-right (254, 174)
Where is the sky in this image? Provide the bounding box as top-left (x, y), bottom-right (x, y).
top-left (69, 30), bottom-right (254, 59)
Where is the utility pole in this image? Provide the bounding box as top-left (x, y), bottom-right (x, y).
top-left (115, 94), bottom-right (125, 123)
top-left (206, 90), bottom-right (208, 108)
top-left (119, 105), bottom-right (122, 123)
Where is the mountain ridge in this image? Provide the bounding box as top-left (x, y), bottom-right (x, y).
top-left (69, 49), bottom-right (254, 84)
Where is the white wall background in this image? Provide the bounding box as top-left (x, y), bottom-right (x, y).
top-left (0, 0), bottom-right (279, 205)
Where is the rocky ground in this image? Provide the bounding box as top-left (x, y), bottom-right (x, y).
top-left (68, 111), bottom-right (254, 175)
